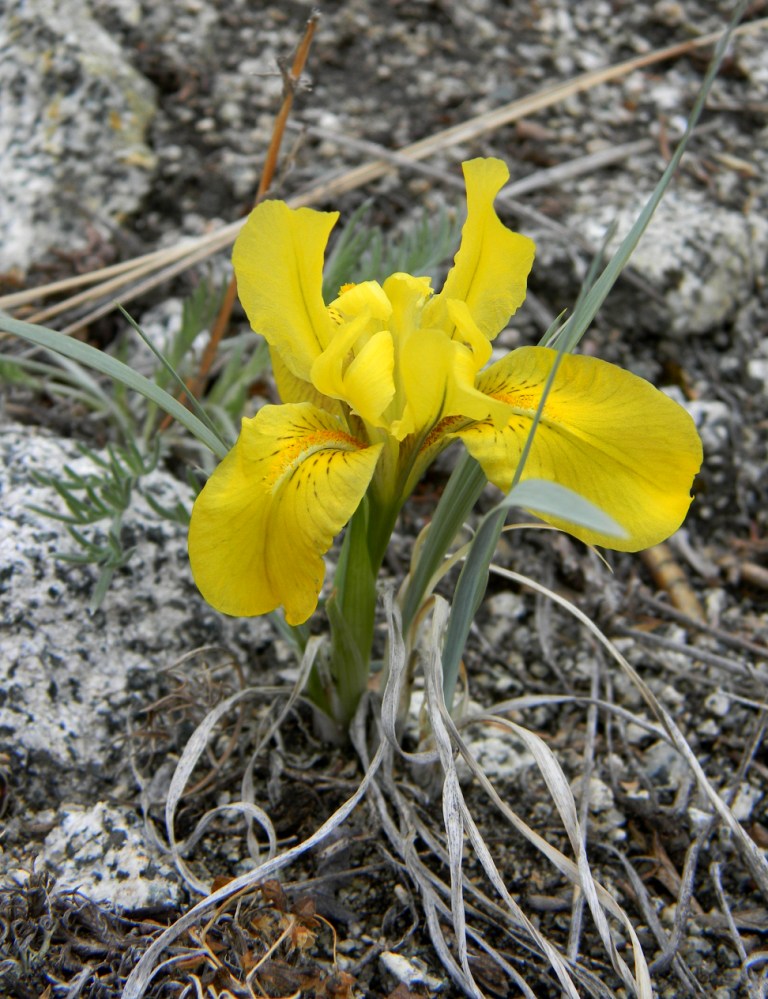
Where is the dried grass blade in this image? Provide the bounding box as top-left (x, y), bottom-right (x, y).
top-left (5, 18), bottom-right (763, 328)
top-left (0, 310), bottom-right (228, 458)
top-left (164, 687), bottom-right (279, 893)
top-left (490, 564), bottom-right (768, 901)
top-left (421, 597), bottom-right (585, 999)
top-left (240, 637), bottom-right (324, 860)
top-left (288, 19), bottom-right (767, 206)
top-left (454, 708), bottom-right (654, 998)
top-left (123, 734), bottom-right (388, 999)
top-left (0, 244), bottom-right (187, 311)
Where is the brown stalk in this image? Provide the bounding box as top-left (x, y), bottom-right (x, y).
top-left (640, 542), bottom-right (705, 622)
top-left (159, 10), bottom-right (319, 429)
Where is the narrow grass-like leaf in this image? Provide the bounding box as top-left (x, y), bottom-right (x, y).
top-left (500, 479), bottom-right (628, 537)
top-left (490, 562), bottom-right (768, 901)
top-left (204, 334), bottom-right (270, 414)
top-left (325, 499), bottom-right (379, 725)
top-left (323, 202), bottom-right (462, 301)
top-left (440, 504), bottom-right (509, 709)
top-left (421, 597), bottom-right (584, 998)
top-left (0, 350), bottom-right (130, 423)
top-left (322, 201), bottom-right (378, 300)
top-left (124, 735), bottom-right (388, 998)
top-left (0, 310), bottom-right (230, 459)
top-left (118, 306), bottom-right (226, 446)
top-left (555, 1), bottom-right (749, 354)
top-left (400, 450), bottom-right (486, 632)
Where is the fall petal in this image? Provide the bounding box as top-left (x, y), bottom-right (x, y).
top-left (189, 403), bottom-right (382, 624)
top-left (455, 347), bottom-right (703, 550)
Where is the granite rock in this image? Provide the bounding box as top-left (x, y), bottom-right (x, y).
top-left (579, 193), bottom-right (768, 336)
top-left (0, 0), bottom-right (156, 274)
top-left (40, 800), bottom-right (183, 910)
top-left (0, 421), bottom-right (273, 908)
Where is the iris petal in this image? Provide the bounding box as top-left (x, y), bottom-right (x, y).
top-left (189, 403), bottom-right (383, 624)
top-left (396, 329), bottom-right (507, 441)
top-left (423, 158), bottom-right (535, 340)
top-left (233, 201), bottom-right (337, 380)
top-left (311, 318), bottom-right (396, 426)
top-left (455, 347), bottom-right (703, 550)
top-left (341, 330), bottom-right (396, 425)
top-left (270, 347), bottom-right (344, 417)
top-left (445, 299), bottom-right (493, 369)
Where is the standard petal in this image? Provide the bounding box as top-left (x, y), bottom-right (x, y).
top-left (445, 299), bottom-right (493, 369)
top-left (394, 328), bottom-right (510, 442)
top-left (233, 201), bottom-right (337, 380)
top-left (393, 329), bottom-right (467, 440)
top-left (455, 347), bottom-right (703, 551)
top-left (330, 279), bottom-right (393, 322)
top-left (422, 158), bottom-right (535, 340)
top-left (188, 403), bottom-right (383, 624)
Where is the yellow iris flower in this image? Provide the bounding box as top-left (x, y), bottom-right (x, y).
top-left (189, 158), bottom-right (702, 626)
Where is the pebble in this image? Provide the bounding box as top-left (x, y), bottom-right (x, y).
top-left (456, 731), bottom-right (536, 783)
top-left (730, 782), bottom-right (763, 823)
top-left (642, 741), bottom-right (687, 787)
top-left (41, 802), bottom-right (182, 910)
top-left (379, 951), bottom-right (446, 992)
top-left (685, 400), bottom-right (733, 455)
top-left (483, 591), bottom-right (527, 646)
top-left (704, 692), bottom-right (731, 718)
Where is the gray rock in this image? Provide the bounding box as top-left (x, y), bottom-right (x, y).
top-left (570, 775), bottom-right (627, 842)
top-left (457, 727), bottom-right (535, 783)
top-left (643, 739), bottom-right (688, 788)
top-left (0, 419), bottom-right (272, 817)
top-left (379, 951), bottom-right (445, 992)
top-left (40, 801), bottom-right (182, 909)
top-left (704, 692), bottom-right (731, 719)
top-left (0, 0), bottom-right (156, 274)
top-left (730, 782), bottom-right (763, 824)
top-left (578, 193), bottom-right (768, 336)
top-left (0, 419), bottom-right (283, 911)
top-left (664, 386), bottom-right (734, 456)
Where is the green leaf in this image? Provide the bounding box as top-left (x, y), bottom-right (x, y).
top-left (400, 450), bottom-right (487, 632)
top-left (554, 9), bottom-right (748, 355)
top-left (118, 306), bottom-right (227, 447)
top-left (498, 479), bottom-right (627, 537)
top-left (0, 310), bottom-right (230, 460)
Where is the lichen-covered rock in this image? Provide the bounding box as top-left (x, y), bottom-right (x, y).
top-left (0, 422), bottom-right (272, 804)
top-left (579, 193), bottom-right (768, 336)
top-left (0, 0), bottom-right (156, 274)
top-left (41, 801), bottom-right (183, 910)
top-left (0, 420), bottom-right (279, 909)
